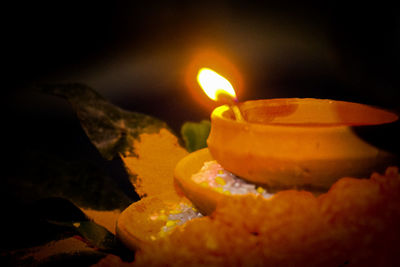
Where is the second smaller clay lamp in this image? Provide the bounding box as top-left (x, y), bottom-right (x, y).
top-left (198, 68), bottom-right (399, 192)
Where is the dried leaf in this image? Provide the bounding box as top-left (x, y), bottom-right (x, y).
top-left (6, 151), bottom-right (133, 211)
top-left (40, 83), bottom-right (168, 160)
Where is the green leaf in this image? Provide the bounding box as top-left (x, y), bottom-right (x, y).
top-left (35, 251), bottom-right (107, 267)
top-left (74, 221), bottom-right (120, 250)
top-left (1, 197), bottom-right (89, 250)
top-left (13, 198), bottom-right (133, 260)
top-left (48, 221), bottom-right (133, 261)
top-left (33, 197), bottom-right (90, 223)
top-left (2, 182), bottom-right (134, 261)
top-left (40, 83), bottom-right (168, 160)
top-left (181, 120), bottom-right (211, 152)
top-left (2, 248), bottom-right (107, 267)
top-left (49, 221), bottom-right (122, 251)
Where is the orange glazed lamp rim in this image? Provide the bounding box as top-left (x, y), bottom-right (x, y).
top-left (212, 98), bottom-right (398, 127)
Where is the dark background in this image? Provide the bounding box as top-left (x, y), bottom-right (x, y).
top-left (4, 1), bottom-right (400, 201)
top-left (7, 1), bottom-right (400, 123)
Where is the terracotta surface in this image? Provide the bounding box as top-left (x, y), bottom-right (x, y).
top-left (116, 192), bottom-right (192, 251)
top-left (208, 98), bottom-right (398, 190)
top-left (174, 148), bottom-right (223, 215)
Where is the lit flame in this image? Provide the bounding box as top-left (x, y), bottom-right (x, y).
top-left (197, 68), bottom-right (237, 101)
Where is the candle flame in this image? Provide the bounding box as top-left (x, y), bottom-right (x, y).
top-left (197, 68), bottom-right (237, 102)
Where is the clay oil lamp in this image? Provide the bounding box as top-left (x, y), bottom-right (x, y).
top-left (174, 68), bottom-right (399, 214)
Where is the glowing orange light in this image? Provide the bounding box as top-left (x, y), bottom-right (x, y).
top-left (197, 68), bottom-right (237, 102)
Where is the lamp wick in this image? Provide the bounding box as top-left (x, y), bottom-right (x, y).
top-left (216, 93), bottom-right (245, 121)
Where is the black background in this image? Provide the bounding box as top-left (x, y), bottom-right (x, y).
top-left (7, 2), bottom-right (400, 118)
